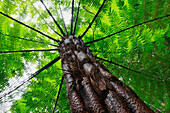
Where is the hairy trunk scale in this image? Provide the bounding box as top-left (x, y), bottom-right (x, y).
top-left (59, 35), bottom-right (154, 113)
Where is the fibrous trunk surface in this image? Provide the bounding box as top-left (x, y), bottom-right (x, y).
top-left (59, 36), bottom-right (154, 113)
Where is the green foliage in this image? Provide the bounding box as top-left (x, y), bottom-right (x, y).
top-left (0, 0), bottom-right (169, 112)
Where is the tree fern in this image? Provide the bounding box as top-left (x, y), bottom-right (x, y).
top-left (0, 0), bottom-right (169, 112)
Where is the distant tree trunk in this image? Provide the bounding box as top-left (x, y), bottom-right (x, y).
top-left (59, 36), bottom-right (154, 113)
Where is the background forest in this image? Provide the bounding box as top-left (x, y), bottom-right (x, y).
top-left (0, 0), bottom-right (169, 112)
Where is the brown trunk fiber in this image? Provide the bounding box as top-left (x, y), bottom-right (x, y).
top-left (59, 35), bottom-right (154, 113)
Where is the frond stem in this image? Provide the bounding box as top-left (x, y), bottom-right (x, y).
top-left (0, 56), bottom-right (60, 99)
top-left (0, 12), bottom-right (60, 43)
top-left (53, 76), bottom-right (64, 113)
top-left (96, 57), bottom-right (164, 81)
top-left (86, 15), bottom-right (170, 44)
top-left (59, 2), bottom-right (68, 35)
top-left (73, 0), bottom-right (81, 35)
top-left (0, 48), bottom-right (59, 54)
top-left (40, 0), bottom-right (65, 36)
top-left (79, 0), bottom-right (106, 39)
top-left (70, 0), bottom-right (75, 35)
top-left (0, 33), bottom-right (58, 47)
top-left (29, 0), bottom-right (63, 38)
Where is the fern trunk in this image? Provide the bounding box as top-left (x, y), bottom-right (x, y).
top-left (59, 36), bottom-right (154, 113)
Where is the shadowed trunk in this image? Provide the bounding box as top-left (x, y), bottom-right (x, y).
top-left (59, 35), bottom-right (154, 113)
